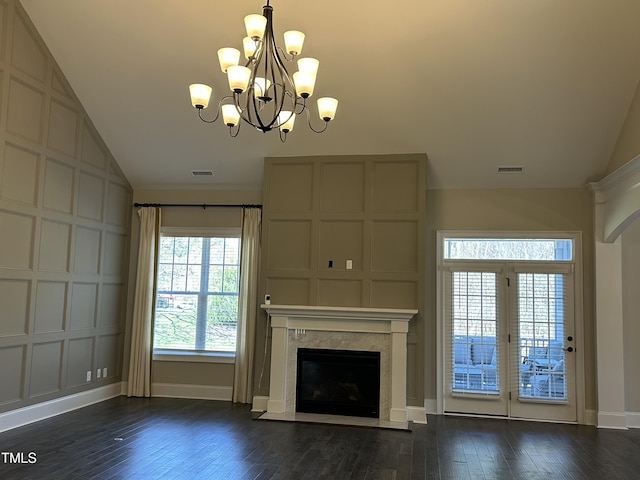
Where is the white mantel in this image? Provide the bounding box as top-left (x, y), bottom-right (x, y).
top-left (261, 304), bottom-right (417, 424)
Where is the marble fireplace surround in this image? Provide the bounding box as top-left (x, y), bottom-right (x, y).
top-left (260, 304), bottom-right (418, 426)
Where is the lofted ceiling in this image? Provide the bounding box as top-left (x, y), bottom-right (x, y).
top-left (20, 0), bottom-right (640, 190)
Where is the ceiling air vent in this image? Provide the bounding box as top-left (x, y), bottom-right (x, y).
top-left (191, 170), bottom-right (214, 177)
top-left (497, 166), bottom-right (525, 174)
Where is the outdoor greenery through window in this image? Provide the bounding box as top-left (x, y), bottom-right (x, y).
top-left (443, 238), bottom-right (572, 261)
top-left (154, 234), bottom-right (240, 352)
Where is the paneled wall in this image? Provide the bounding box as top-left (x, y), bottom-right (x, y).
top-left (0, 0), bottom-right (131, 413)
top-left (258, 154), bottom-right (426, 405)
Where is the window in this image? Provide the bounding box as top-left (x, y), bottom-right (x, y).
top-left (443, 237), bottom-right (573, 261)
top-left (153, 231), bottom-right (240, 353)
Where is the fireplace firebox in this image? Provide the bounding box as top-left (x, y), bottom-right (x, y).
top-left (296, 348), bottom-right (381, 418)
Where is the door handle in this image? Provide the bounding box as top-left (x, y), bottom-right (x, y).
top-left (564, 346), bottom-right (574, 352)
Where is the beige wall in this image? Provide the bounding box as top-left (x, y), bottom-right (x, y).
top-left (125, 189), bottom-right (261, 389)
top-left (256, 154), bottom-right (426, 406)
top-left (425, 187), bottom-right (596, 410)
top-left (622, 217), bottom-right (640, 411)
top-left (606, 80), bottom-right (640, 175)
top-left (0, 1), bottom-right (131, 413)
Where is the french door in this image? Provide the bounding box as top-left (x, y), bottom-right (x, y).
top-left (443, 262), bottom-right (576, 422)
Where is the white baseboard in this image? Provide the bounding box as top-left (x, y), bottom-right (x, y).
top-left (0, 382), bottom-right (124, 433)
top-left (252, 395), bottom-right (268, 412)
top-left (151, 383), bottom-right (232, 401)
top-left (597, 411), bottom-right (629, 429)
top-left (626, 411), bottom-right (640, 429)
top-left (406, 406), bottom-right (427, 424)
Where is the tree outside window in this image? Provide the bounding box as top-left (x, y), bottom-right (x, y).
top-left (154, 234), bottom-right (240, 352)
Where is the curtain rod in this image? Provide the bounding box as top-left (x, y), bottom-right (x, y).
top-left (133, 202), bottom-right (262, 209)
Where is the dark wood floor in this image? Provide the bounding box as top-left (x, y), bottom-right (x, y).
top-left (1, 397), bottom-right (639, 480)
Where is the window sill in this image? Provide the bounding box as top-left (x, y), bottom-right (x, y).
top-left (153, 350), bottom-right (235, 364)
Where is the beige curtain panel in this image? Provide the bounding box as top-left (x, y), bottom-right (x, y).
top-left (233, 207), bottom-right (262, 403)
top-left (127, 207), bottom-right (161, 397)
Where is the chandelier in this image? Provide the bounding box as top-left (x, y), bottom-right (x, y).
top-left (188, 0), bottom-right (338, 142)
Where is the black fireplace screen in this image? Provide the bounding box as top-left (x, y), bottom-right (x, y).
top-left (296, 348), bottom-right (381, 418)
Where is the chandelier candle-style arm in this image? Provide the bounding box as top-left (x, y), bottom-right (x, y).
top-left (188, 0), bottom-right (338, 140)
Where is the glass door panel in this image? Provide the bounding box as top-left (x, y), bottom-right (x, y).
top-left (510, 268), bottom-right (576, 422)
top-left (444, 268), bottom-right (508, 417)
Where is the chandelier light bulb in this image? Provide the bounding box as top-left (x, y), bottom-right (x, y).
top-left (284, 30), bottom-right (305, 55)
top-left (245, 14), bottom-right (267, 41)
top-left (221, 104), bottom-right (240, 126)
top-left (293, 71), bottom-right (315, 98)
top-left (189, 84), bottom-right (213, 109)
top-left (297, 57), bottom-right (319, 77)
top-left (227, 65), bottom-right (252, 93)
top-left (243, 36), bottom-right (257, 60)
top-left (254, 77), bottom-right (272, 100)
top-left (317, 97), bottom-right (338, 121)
top-left (217, 48), bottom-right (240, 73)
top-left (278, 111), bottom-right (296, 133)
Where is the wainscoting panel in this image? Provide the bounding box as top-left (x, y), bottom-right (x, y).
top-left (319, 161), bottom-right (366, 213)
top-left (66, 337), bottom-right (94, 388)
top-left (33, 281), bottom-right (66, 334)
top-left (0, 210), bottom-right (34, 268)
top-left (38, 219), bottom-right (71, 272)
top-left (1, 143), bottom-right (39, 205)
top-left (77, 171), bottom-right (104, 221)
top-left (0, 345), bottom-right (25, 405)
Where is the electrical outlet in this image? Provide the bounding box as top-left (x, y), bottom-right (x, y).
top-left (346, 259), bottom-right (353, 270)
top-left (96, 369), bottom-right (101, 379)
top-left (86, 370), bottom-right (91, 382)
top-left (103, 367), bottom-right (108, 377)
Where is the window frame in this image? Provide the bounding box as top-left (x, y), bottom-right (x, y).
top-left (152, 227), bottom-right (241, 363)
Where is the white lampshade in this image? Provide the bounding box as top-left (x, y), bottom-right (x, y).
top-left (278, 111), bottom-right (295, 132)
top-left (221, 104), bottom-right (241, 126)
top-left (297, 57), bottom-right (319, 77)
top-left (317, 97), bottom-right (338, 121)
top-left (284, 30), bottom-right (305, 55)
top-left (189, 84), bottom-right (213, 109)
top-left (217, 48), bottom-right (240, 73)
top-left (293, 71), bottom-right (315, 98)
top-left (254, 77), bottom-right (272, 99)
top-left (243, 36), bottom-right (257, 59)
top-left (245, 14), bottom-right (267, 40)
top-left (227, 65), bottom-right (251, 93)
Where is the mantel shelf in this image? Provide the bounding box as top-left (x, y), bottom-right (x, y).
top-left (260, 304), bottom-right (418, 323)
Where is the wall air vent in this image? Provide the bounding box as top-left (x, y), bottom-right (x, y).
top-left (497, 166), bottom-right (525, 174)
top-left (191, 170), bottom-right (214, 176)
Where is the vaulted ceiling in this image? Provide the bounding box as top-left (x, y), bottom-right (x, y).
top-left (20, 0), bottom-right (640, 190)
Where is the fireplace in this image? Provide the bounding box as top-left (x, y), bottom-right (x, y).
top-left (260, 304), bottom-right (417, 425)
top-left (296, 348), bottom-right (381, 418)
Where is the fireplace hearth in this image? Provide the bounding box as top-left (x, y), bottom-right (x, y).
top-left (296, 348), bottom-right (381, 418)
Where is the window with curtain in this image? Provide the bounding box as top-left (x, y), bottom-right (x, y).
top-left (153, 230), bottom-right (241, 352)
